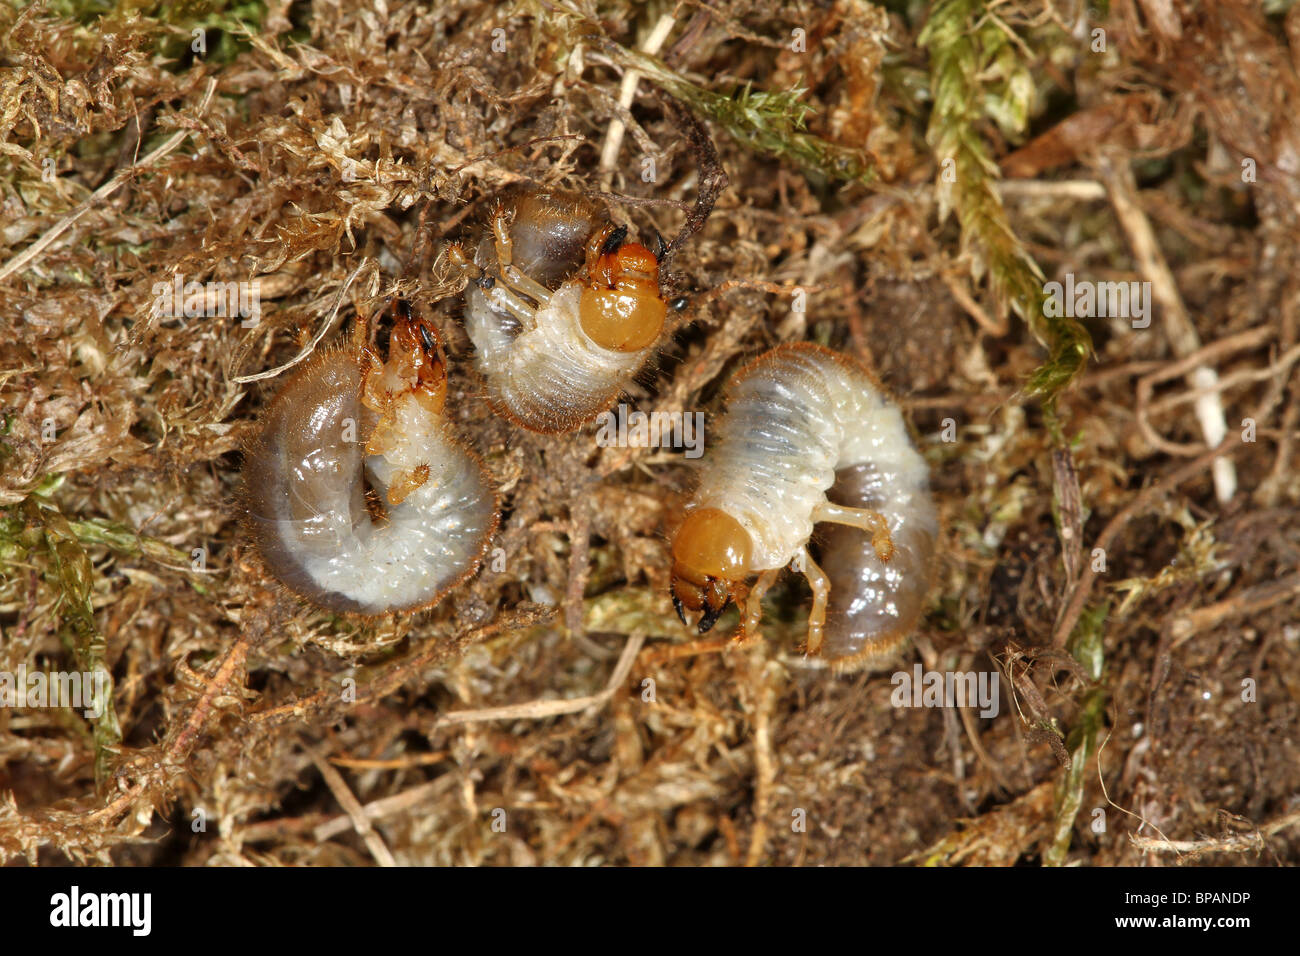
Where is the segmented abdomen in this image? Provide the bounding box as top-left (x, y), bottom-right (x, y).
top-left (690, 348), bottom-right (841, 567)
top-left (242, 351), bottom-right (497, 615)
top-left (466, 283), bottom-right (642, 432)
top-left (693, 343), bottom-right (936, 666)
top-left (462, 190), bottom-right (650, 433)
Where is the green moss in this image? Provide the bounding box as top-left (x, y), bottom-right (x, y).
top-left (1044, 601), bottom-right (1108, 866)
top-left (920, 0), bottom-right (1091, 416)
top-left (599, 41), bottom-right (877, 186)
top-left (35, 0), bottom-right (267, 64)
top-left (28, 502), bottom-right (124, 789)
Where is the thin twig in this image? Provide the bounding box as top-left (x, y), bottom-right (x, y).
top-left (313, 780), bottom-right (449, 841)
top-left (564, 495), bottom-right (593, 640)
top-left (330, 751), bottom-right (448, 770)
top-left (744, 656), bottom-right (777, 867)
top-left (1170, 572), bottom-right (1300, 644)
top-left (597, 14), bottom-right (677, 191)
top-left (90, 625), bottom-right (254, 825)
top-left (998, 179), bottom-right (1107, 201)
top-left (0, 79), bottom-right (218, 283)
top-left (1098, 149), bottom-right (1237, 502)
top-left (941, 267), bottom-right (1007, 336)
top-left (230, 258), bottom-right (373, 384)
top-left (303, 738), bottom-right (398, 867)
top-left (432, 631), bottom-right (645, 727)
top-left (1052, 435), bottom-right (1244, 648)
top-left (1147, 344), bottom-right (1300, 418)
top-left (1133, 324), bottom-right (1278, 456)
top-left (1129, 809), bottom-right (1300, 859)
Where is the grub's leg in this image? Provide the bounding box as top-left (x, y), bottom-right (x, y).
top-left (490, 205), bottom-right (553, 306)
top-left (741, 569), bottom-right (781, 640)
top-left (813, 501), bottom-right (896, 562)
top-left (485, 282), bottom-right (539, 326)
top-left (446, 242), bottom-right (538, 327)
top-left (502, 265), bottom-right (553, 308)
top-left (799, 548), bottom-right (830, 658)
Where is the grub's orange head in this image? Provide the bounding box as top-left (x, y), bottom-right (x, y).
top-left (579, 225), bottom-right (667, 352)
top-left (670, 507), bottom-right (753, 633)
top-left (361, 299), bottom-right (447, 417)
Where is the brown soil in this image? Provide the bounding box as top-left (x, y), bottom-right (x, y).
top-left (1, 0), bottom-right (1297, 866)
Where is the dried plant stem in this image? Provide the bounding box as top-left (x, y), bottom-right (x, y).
top-left (1130, 833), bottom-right (1262, 856)
top-left (230, 258), bottom-right (374, 384)
top-left (315, 780), bottom-right (449, 841)
top-left (432, 631), bottom-right (645, 727)
top-left (1051, 437), bottom-right (1245, 649)
top-left (564, 496), bottom-right (593, 640)
top-left (330, 751), bottom-right (449, 770)
top-left (1259, 287), bottom-right (1300, 505)
top-left (1130, 809), bottom-right (1300, 858)
top-left (998, 179), bottom-right (1107, 201)
top-left (303, 739), bottom-right (398, 866)
top-left (169, 634), bottom-right (251, 758)
top-left (1097, 149), bottom-right (1237, 502)
top-left (1148, 345), bottom-right (1300, 417)
top-left (941, 268), bottom-right (1006, 336)
top-left (239, 782), bottom-right (456, 845)
top-left (90, 626), bottom-right (252, 826)
top-left (1170, 572), bottom-right (1300, 644)
top-left (1133, 325), bottom-right (1284, 456)
top-left (744, 656), bottom-right (777, 867)
top-left (597, 13), bottom-right (675, 191)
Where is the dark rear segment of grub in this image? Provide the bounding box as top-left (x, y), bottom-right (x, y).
top-left (474, 187), bottom-right (604, 291)
top-left (818, 463), bottom-right (938, 671)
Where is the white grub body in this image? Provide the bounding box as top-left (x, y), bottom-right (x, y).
top-left (690, 343), bottom-right (937, 665)
top-left (462, 190), bottom-right (652, 433)
top-left (242, 350), bottom-right (497, 615)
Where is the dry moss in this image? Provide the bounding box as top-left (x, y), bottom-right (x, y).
top-left (0, 0), bottom-right (1298, 866)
